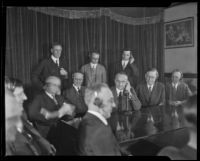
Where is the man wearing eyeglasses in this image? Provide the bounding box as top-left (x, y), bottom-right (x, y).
top-left (63, 72), bottom-right (88, 118)
top-left (80, 51), bottom-right (107, 87)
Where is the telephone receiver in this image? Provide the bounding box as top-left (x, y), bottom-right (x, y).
top-left (123, 82), bottom-right (129, 96)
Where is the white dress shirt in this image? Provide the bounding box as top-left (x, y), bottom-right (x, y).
top-left (116, 88), bottom-right (123, 97)
top-left (45, 91), bottom-right (54, 99)
top-left (51, 55), bottom-right (59, 66)
top-left (88, 110), bottom-right (108, 126)
top-left (147, 84), bottom-right (154, 92)
top-left (73, 84), bottom-right (81, 92)
top-left (121, 60), bottom-right (129, 68)
top-left (172, 82), bottom-right (179, 90)
top-left (90, 63), bottom-right (97, 69)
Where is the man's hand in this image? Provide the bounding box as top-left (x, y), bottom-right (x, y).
top-left (60, 68), bottom-right (68, 77)
top-left (129, 55), bottom-right (135, 64)
top-left (58, 103), bottom-right (75, 118)
top-left (169, 101), bottom-right (182, 106)
top-left (125, 81), bottom-right (132, 96)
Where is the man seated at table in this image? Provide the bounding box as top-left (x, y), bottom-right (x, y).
top-left (63, 72), bottom-right (88, 118)
top-left (5, 88), bottom-right (23, 155)
top-left (5, 77), bottom-right (56, 155)
top-left (158, 94), bottom-right (197, 159)
top-left (165, 69), bottom-right (192, 106)
top-left (28, 76), bottom-right (75, 138)
top-left (136, 68), bottom-right (165, 107)
top-left (111, 72), bottom-right (141, 112)
top-left (78, 83), bottom-right (125, 155)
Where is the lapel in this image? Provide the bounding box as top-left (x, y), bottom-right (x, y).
top-left (49, 57), bottom-right (58, 68)
top-left (72, 86), bottom-right (79, 97)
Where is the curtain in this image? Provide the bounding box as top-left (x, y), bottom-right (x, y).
top-left (6, 7), bottom-right (164, 87)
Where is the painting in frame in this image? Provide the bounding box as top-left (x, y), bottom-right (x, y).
top-left (164, 17), bottom-right (194, 49)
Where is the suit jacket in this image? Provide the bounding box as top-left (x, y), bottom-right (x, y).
top-left (78, 112), bottom-right (121, 156)
top-left (109, 60), bottom-right (139, 88)
top-left (157, 145), bottom-right (197, 160)
top-left (63, 86), bottom-right (88, 117)
top-left (80, 63), bottom-right (107, 87)
top-left (28, 91), bottom-right (65, 138)
top-left (165, 81), bottom-right (192, 104)
top-left (136, 82), bottom-right (165, 107)
top-left (31, 56), bottom-right (68, 90)
top-left (110, 87), bottom-right (141, 112)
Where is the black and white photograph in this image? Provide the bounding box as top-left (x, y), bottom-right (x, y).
top-left (2, 2), bottom-right (197, 159)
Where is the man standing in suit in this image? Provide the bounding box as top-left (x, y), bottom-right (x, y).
top-left (136, 68), bottom-right (165, 107)
top-left (80, 51), bottom-right (107, 87)
top-left (31, 42), bottom-right (68, 92)
top-left (63, 72), bottom-right (88, 118)
top-left (28, 76), bottom-right (75, 138)
top-left (165, 69), bottom-right (192, 106)
top-left (78, 83), bottom-right (122, 155)
top-left (109, 49), bottom-right (139, 88)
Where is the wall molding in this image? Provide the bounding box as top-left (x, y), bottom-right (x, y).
top-left (164, 73), bottom-right (197, 78)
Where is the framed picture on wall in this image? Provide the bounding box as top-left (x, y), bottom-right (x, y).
top-left (164, 17), bottom-right (194, 49)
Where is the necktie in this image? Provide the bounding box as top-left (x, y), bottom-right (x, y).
top-left (77, 87), bottom-right (80, 95)
top-left (148, 86), bottom-right (152, 93)
top-left (55, 60), bottom-right (59, 67)
top-left (52, 95), bottom-right (58, 105)
top-left (122, 61), bottom-right (126, 69)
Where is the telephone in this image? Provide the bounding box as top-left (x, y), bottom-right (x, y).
top-left (123, 82), bottom-right (129, 96)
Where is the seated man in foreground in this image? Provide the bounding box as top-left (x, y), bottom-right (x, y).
top-left (165, 69), bottom-right (192, 106)
top-left (28, 76), bottom-right (75, 138)
top-left (78, 83), bottom-right (130, 155)
top-left (136, 68), bottom-right (165, 107)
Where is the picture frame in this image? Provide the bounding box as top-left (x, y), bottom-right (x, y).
top-left (164, 17), bottom-right (194, 49)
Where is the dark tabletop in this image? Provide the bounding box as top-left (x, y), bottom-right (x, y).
top-left (111, 105), bottom-right (187, 143)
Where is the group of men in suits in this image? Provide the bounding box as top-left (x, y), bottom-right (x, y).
top-left (6, 41), bottom-right (193, 156)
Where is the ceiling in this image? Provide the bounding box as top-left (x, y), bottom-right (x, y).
top-left (57, 7), bottom-right (167, 18)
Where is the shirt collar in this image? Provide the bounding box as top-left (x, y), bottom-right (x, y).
top-left (45, 91), bottom-right (54, 99)
top-left (88, 110), bottom-right (108, 125)
top-left (147, 84), bottom-right (154, 89)
top-left (73, 84), bottom-right (81, 91)
top-left (122, 60), bottom-right (129, 65)
top-left (116, 88), bottom-right (123, 96)
top-left (90, 63), bottom-right (97, 68)
top-left (51, 55), bottom-right (59, 63)
top-left (172, 82), bottom-right (179, 88)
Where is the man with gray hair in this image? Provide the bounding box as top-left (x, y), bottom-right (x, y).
top-left (78, 83), bottom-right (122, 155)
top-left (136, 68), bottom-right (165, 107)
top-left (28, 76), bottom-right (75, 138)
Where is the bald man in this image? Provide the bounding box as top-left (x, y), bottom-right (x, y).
top-left (63, 72), bottom-right (88, 118)
top-left (28, 76), bottom-right (75, 138)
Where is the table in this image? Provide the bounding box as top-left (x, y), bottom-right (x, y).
top-left (108, 105), bottom-right (189, 155)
